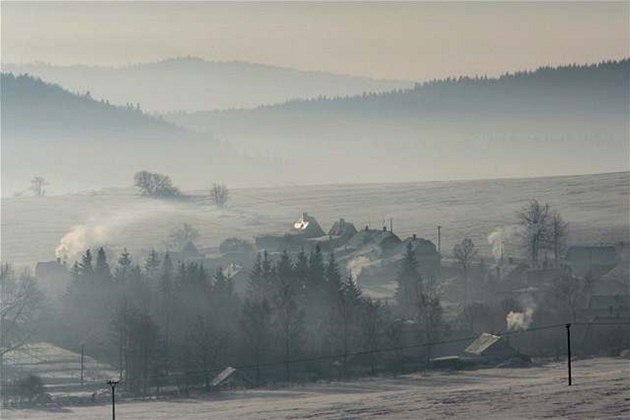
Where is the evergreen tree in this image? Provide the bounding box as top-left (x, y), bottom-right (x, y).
top-left (395, 242), bottom-right (423, 318)
top-left (115, 248), bottom-right (133, 283)
top-left (325, 252), bottom-right (342, 299)
top-left (160, 252), bottom-right (174, 298)
top-left (79, 249), bottom-right (94, 280)
top-left (94, 247), bottom-right (112, 284)
top-left (144, 249), bottom-right (161, 281)
top-left (293, 248), bottom-right (309, 296)
top-left (307, 245), bottom-right (325, 292)
top-left (273, 251), bottom-right (303, 381)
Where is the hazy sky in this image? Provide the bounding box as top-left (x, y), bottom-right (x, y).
top-left (2, 1), bottom-right (628, 81)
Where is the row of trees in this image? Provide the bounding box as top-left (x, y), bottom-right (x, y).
top-left (51, 242), bottom-right (443, 393)
top-left (517, 200), bottom-right (567, 267)
top-left (133, 170), bottom-right (228, 207)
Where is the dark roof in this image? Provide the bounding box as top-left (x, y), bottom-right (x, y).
top-left (328, 218), bottom-right (357, 237)
top-left (566, 246), bottom-right (619, 265)
top-left (181, 241), bottom-right (202, 258)
top-left (400, 236), bottom-right (438, 256)
top-left (35, 261), bottom-right (69, 279)
top-left (346, 228), bottom-right (402, 250)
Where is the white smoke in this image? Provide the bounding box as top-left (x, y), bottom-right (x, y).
top-left (346, 256), bottom-right (372, 279)
top-left (54, 201), bottom-right (182, 261)
top-left (55, 224), bottom-right (109, 260)
top-left (487, 225), bottom-right (524, 262)
top-left (506, 307), bottom-right (534, 331)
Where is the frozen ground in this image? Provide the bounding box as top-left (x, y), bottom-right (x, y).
top-left (2, 172), bottom-right (628, 268)
top-left (3, 357), bottom-right (629, 419)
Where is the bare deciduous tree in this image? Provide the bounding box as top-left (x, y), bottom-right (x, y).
top-left (29, 176), bottom-right (48, 197)
top-left (0, 265), bottom-right (44, 359)
top-left (453, 238), bottom-right (477, 306)
top-left (517, 200), bottom-right (550, 267)
top-left (210, 183), bottom-right (229, 207)
top-left (167, 223), bottom-right (200, 250)
top-left (545, 211), bottom-right (568, 267)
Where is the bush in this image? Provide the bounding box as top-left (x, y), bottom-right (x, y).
top-left (134, 171), bottom-right (180, 197)
top-left (8, 374), bottom-right (46, 405)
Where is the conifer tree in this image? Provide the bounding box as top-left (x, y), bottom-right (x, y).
top-left (79, 249), bottom-right (94, 280)
top-left (395, 242), bottom-right (423, 318)
top-left (95, 247), bottom-right (112, 284)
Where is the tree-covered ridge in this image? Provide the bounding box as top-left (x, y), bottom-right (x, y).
top-left (2, 57), bottom-right (412, 113)
top-left (1, 73), bottom-right (182, 137)
top-left (246, 59), bottom-right (628, 118)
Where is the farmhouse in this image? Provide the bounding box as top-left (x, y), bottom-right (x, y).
top-left (464, 333), bottom-right (530, 364)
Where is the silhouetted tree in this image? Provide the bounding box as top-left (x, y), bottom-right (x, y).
top-left (29, 176), bottom-right (48, 197)
top-left (453, 238), bottom-right (477, 306)
top-left (134, 171), bottom-right (180, 198)
top-left (210, 183), bottom-right (229, 207)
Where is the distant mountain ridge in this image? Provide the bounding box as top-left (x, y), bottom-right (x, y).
top-left (180, 59), bottom-right (628, 120)
top-left (2, 57), bottom-right (413, 112)
top-left (1, 73), bottom-right (183, 138)
top-left (162, 59), bottom-right (629, 185)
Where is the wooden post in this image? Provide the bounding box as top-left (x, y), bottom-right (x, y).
top-left (80, 343), bottom-right (84, 386)
top-left (566, 323), bottom-right (572, 386)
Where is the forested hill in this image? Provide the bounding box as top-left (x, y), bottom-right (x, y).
top-left (2, 57), bottom-right (413, 113)
top-left (1, 73), bottom-right (183, 139)
top-left (199, 59), bottom-right (628, 120)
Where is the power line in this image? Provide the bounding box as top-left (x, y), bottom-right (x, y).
top-left (137, 322), bottom-right (568, 383)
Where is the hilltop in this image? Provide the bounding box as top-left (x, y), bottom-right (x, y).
top-left (1, 73), bottom-right (182, 138)
top-left (164, 60), bottom-right (629, 184)
top-left (2, 57), bottom-right (413, 113)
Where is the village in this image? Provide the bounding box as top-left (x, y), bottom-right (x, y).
top-left (11, 209), bottom-right (627, 406)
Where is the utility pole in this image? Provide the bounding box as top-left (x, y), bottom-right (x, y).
top-left (566, 323), bottom-right (572, 386)
top-left (107, 379), bottom-right (120, 420)
top-left (80, 343), bottom-right (85, 386)
top-left (437, 226), bottom-right (442, 254)
top-left (389, 218), bottom-right (393, 234)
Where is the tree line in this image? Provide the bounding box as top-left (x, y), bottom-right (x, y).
top-left (48, 242), bottom-right (442, 393)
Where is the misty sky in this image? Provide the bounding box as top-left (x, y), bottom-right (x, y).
top-left (2, 1), bottom-right (628, 81)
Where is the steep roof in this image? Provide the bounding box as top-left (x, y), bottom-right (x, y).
top-left (346, 228), bottom-right (401, 250)
top-left (289, 212), bottom-right (325, 238)
top-left (464, 333), bottom-right (502, 356)
top-left (328, 218), bottom-right (357, 238)
top-left (400, 236), bottom-right (438, 256)
top-left (181, 240), bottom-right (202, 259)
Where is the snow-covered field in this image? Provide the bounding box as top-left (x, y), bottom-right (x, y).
top-left (3, 357), bottom-right (629, 419)
top-left (2, 172), bottom-right (628, 268)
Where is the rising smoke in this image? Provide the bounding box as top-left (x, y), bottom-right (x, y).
top-left (487, 225), bottom-right (524, 262)
top-left (54, 201), bottom-right (184, 261)
top-left (346, 255), bottom-right (372, 280)
top-left (506, 307), bottom-right (534, 331)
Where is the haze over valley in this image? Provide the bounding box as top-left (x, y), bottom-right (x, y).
top-left (1, 2), bottom-right (628, 418)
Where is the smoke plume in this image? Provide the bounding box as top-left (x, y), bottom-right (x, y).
top-left (346, 256), bottom-right (372, 279)
top-left (487, 225), bottom-right (524, 262)
top-left (54, 201), bottom-right (182, 260)
top-left (55, 224), bottom-right (109, 260)
top-left (506, 307), bottom-right (534, 331)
